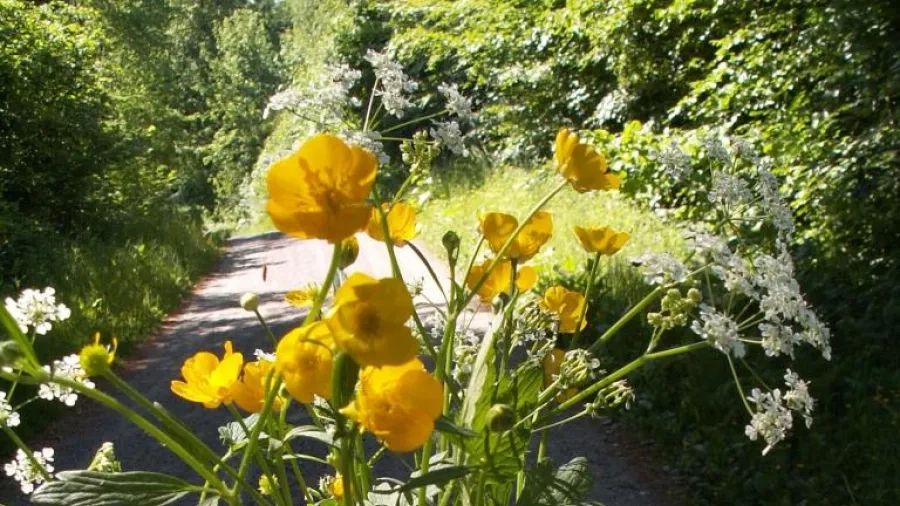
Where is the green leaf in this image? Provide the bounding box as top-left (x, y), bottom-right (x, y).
top-left (31, 471), bottom-right (200, 506)
top-left (435, 415), bottom-right (477, 438)
top-left (516, 457), bottom-right (594, 506)
top-left (282, 425), bottom-right (335, 447)
top-left (459, 310), bottom-right (506, 430)
top-left (374, 465), bottom-right (473, 494)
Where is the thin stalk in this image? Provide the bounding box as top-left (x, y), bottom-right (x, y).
top-left (570, 252), bottom-right (601, 349)
top-left (254, 309), bottom-right (279, 348)
top-left (533, 409), bottom-right (589, 432)
top-left (462, 181), bottom-right (567, 309)
top-left (234, 369), bottom-right (283, 502)
top-left (556, 342), bottom-right (709, 412)
top-left (588, 285), bottom-right (667, 352)
top-left (380, 109), bottom-right (449, 134)
top-left (362, 78), bottom-right (380, 132)
top-left (407, 241), bottom-right (449, 306)
top-left (3, 426), bottom-right (52, 482)
top-left (225, 404), bottom-right (286, 506)
top-left (305, 244), bottom-right (343, 325)
top-left (740, 358), bottom-right (773, 391)
top-left (727, 354), bottom-right (755, 416)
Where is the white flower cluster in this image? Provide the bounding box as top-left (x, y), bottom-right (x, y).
top-left (745, 369), bottom-right (815, 454)
top-left (365, 50), bottom-right (419, 118)
top-left (690, 304), bottom-right (746, 358)
top-left (630, 252), bottom-right (688, 286)
top-left (39, 354), bottom-right (94, 407)
top-left (262, 63), bottom-right (362, 121)
top-left (340, 129), bottom-right (390, 165)
top-left (732, 137), bottom-right (760, 164)
top-left (753, 251), bottom-right (831, 359)
top-left (4, 287), bottom-right (71, 335)
top-left (0, 391), bottom-right (20, 427)
top-left (708, 171), bottom-right (753, 208)
top-left (655, 141), bottom-right (693, 182)
top-left (687, 231), bottom-right (756, 296)
top-left (559, 349), bottom-right (603, 386)
top-left (701, 132), bottom-right (732, 165)
top-left (430, 121), bottom-right (469, 157)
top-left (438, 83), bottom-right (474, 122)
top-left (756, 162), bottom-right (795, 240)
top-left (253, 349), bottom-right (275, 362)
top-left (5, 448), bottom-right (54, 494)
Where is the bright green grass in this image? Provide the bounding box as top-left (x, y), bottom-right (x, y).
top-left (417, 165), bottom-right (686, 294)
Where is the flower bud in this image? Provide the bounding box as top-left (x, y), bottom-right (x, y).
top-left (240, 292), bottom-right (259, 312)
top-left (340, 236), bottom-right (360, 270)
top-left (687, 288), bottom-right (702, 303)
top-left (491, 292), bottom-right (510, 313)
top-left (487, 404), bottom-right (516, 432)
top-left (442, 231), bottom-right (461, 268)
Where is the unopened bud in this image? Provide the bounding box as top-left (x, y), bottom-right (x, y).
top-left (340, 236), bottom-right (360, 270)
top-left (491, 292), bottom-right (510, 313)
top-left (240, 292), bottom-right (259, 312)
top-left (487, 404), bottom-right (516, 432)
top-left (687, 288), bottom-right (702, 303)
top-left (442, 231), bottom-right (461, 269)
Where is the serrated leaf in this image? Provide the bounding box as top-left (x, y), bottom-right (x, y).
top-left (373, 465), bottom-right (473, 494)
top-left (435, 415), bottom-right (477, 438)
top-left (282, 425), bottom-right (335, 447)
top-left (31, 471), bottom-right (199, 506)
top-left (218, 414), bottom-right (259, 447)
top-left (516, 457), bottom-right (593, 506)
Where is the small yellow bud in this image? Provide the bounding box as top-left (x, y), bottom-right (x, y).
top-left (258, 475), bottom-right (278, 497)
top-left (79, 332), bottom-right (117, 377)
top-left (240, 293), bottom-right (260, 312)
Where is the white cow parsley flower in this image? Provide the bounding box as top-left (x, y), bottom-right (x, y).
top-left (655, 141), bottom-right (693, 182)
top-left (690, 304), bottom-right (745, 358)
top-left (253, 349), bottom-right (275, 362)
top-left (4, 287), bottom-right (71, 335)
top-left (430, 121), bottom-right (469, 157)
top-left (0, 391), bottom-right (20, 427)
top-left (4, 447), bottom-right (54, 494)
top-left (365, 50), bottom-right (419, 117)
top-left (701, 132), bottom-right (732, 165)
top-left (745, 388), bottom-right (793, 455)
top-left (708, 171), bottom-right (753, 208)
top-left (630, 252), bottom-right (688, 286)
top-left (39, 354), bottom-right (94, 407)
top-left (438, 83), bottom-right (474, 122)
top-left (783, 369), bottom-right (815, 428)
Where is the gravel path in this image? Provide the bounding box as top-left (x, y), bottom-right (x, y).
top-left (1, 233), bottom-right (681, 506)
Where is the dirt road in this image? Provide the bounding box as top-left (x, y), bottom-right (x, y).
top-left (1, 233), bottom-right (680, 505)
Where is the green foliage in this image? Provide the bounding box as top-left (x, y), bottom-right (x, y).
top-left (360, 0), bottom-right (900, 504)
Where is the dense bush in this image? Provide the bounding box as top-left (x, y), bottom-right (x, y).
top-left (347, 0), bottom-right (900, 504)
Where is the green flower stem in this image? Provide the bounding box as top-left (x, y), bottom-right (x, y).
top-left (225, 404), bottom-right (286, 506)
top-left (570, 252), bottom-right (602, 350)
top-left (407, 241), bottom-right (449, 306)
top-left (234, 368), bottom-right (283, 502)
top-left (340, 434), bottom-right (355, 506)
top-left (103, 371), bottom-right (228, 471)
top-left (199, 448), bottom-right (233, 504)
top-left (254, 309), bottom-right (279, 348)
top-left (305, 243), bottom-right (343, 325)
top-left (375, 202), bottom-right (439, 361)
top-left (462, 180), bottom-right (567, 309)
top-left (532, 409), bottom-right (589, 432)
top-left (727, 355), bottom-right (755, 416)
top-left (460, 236), bottom-right (485, 298)
top-left (362, 78), bottom-right (380, 132)
top-left (48, 376), bottom-right (241, 505)
top-left (740, 358), bottom-right (773, 390)
top-left (380, 109), bottom-right (449, 135)
top-left (587, 285), bottom-right (666, 353)
top-left (536, 430), bottom-right (549, 462)
top-left (555, 342), bottom-right (710, 413)
top-left (3, 426), bottom-right (52, 482)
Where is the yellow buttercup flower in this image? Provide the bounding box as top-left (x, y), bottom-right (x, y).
top-left (466, 258), bottom-right (537, 301)
top-left (266, 133), bottom-right (377, 243)
top-left (553, 128), bottom-right (620, 193)
top-left (327, 474), bottom-right (344, 499)
top-left (541, 286), bottom-right (587, 333)
top-left (367, 202), bottom-right (417, 246)
top-left (232, 359), bottom-right (284, 413)
top-left (574, 226), bottom-right (630, 255)
top-left (171, 341), bottom-right (243, 409)
top-left (285, 283), bottom-right (320, 309)
top-left (341, 358), bottom-right (443, 452)
top-left (543, 348), bottom-right (577, 401)
top-left (274, 322), bottom-right (334, 403)
top-left (326, 273), bottom-right (418, 367)
top-left (79, 332), bottom-right (117, 377)
top-left (479, 211), bottom-right (553, 262)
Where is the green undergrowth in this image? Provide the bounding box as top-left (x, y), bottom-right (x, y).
top-left (1, 211), bottom-right (220, 450)
top-left (417, 164), bottom-right (685, 293)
